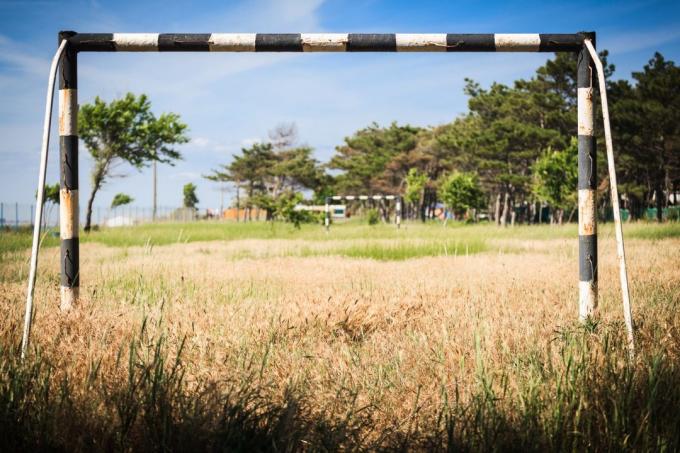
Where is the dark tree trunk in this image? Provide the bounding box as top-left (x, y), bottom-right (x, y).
top-left (494, 193), bottom-right (501, 226)
top-left (430, 191), bottom-right (437, 220)
top-left (567, 207), bottom-right (576, 223)
top-left (500, 192), bottom-right (509, 227)
top-left (247, 184), bottom-right (254, 222)
top-left (509, 198), bottom-right (516, 226)
top-left (656, 185), bottom-right (664, 222)
top-left (236, 183), bottom-right (240, 222)
top-left (84, 181), bottom-right (102, 232)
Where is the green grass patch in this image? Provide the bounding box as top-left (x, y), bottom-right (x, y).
top-left (322, 239), bottom-right (487, 260)
top-left (624, 222), bottom-right (680, 240)
top-left (1, 221), bottom-right (677, 258)
top-left (0, 228), bottom-right (59, 256)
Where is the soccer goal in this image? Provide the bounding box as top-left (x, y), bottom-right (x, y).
top-left (325, 195), bottom-right (402, 230)
top-left (22, 31), bottom-right (634, 357)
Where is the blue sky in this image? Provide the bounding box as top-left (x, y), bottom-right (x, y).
top-left (1, 0), bottom-right (679, 211)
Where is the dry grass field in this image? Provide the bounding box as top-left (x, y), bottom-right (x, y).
top-left (1, 221), bottom-right (679, 451)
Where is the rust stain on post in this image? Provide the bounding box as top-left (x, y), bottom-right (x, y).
top-left (58, 89), bottom-right (77, 136)
top-left (578, 190), bottom-right (596, 235)
top-left (208, 33), bottom-right (256, 51)
top-left (60, 189), bottom-right (79, 239)
top-left (494, 33), bottom-right (540, 51)
top-left (301, 33), bottom-right (348, 51)
top-left (577, 87), bottom-right (594, 136)
top-left (396, 34), bottom-right (446, 51)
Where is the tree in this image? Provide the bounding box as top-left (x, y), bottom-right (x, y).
top-left (431, 116), bottom-right (483, 174)
top-left (404, 168), bottom-right (427, 220)
top-left (111, 193), bottom-right (134, 209)
top-left (463, 79), bottom-right (564, 225)
top-left (456, 51), bottom-right (613, 225)
top-left (274, 191), bottom-right (317, 228)
top-left (263, 123), bottom-right (324, 204)
top-left (610, 53), bottom-right (680, 221)
top-left (36, 183), bottom-right (60, 230)
top-left (79, 93), bottom-right (188, 231)
top-left (206, 124), bottom-right (324, 221)
top-left (227, 142), bottom-right (273, 220)
top-left (329, 122), bottom-right (421, 194)
top-left (439, 172), bottom-right (485, 220)
top-left (270, 146), bottom-right (323, 198)
top-left (528, 50), bottom-right (614, 133)
top-left (532, 139), bottom-right (578, 224)
top-left (41, 183), bottom-right (60, 206)
top-left (183, 183), bottom-right (199, 209)
top-left (404, 168), bottom-right (427, 205)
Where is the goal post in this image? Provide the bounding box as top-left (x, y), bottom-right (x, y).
top-left (58, 31), bottom-right (79, 311)
top-left (577, 32), bottom-right (598, 319)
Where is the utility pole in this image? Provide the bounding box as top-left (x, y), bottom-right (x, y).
top-left (220, 183), bottom-right (224, 220)
top-left (236, 181), bottom-right (241, 222)
top-left (212, 184), bottom-right (229, 220)
top-left (152, 160), bottom-right (157, 221)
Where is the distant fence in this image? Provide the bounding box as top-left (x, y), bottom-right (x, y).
top-left (0, 203), bottom-right (38, 229)
top-left (0, 203), bottom-right (275, 230)
top-left (0, 203), bottom-right (207, 230)
top-left (3, 202), bottom-right (676, 231)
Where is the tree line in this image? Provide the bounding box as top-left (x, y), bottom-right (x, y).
top-left (207, 50), bottom-right (678, 224)
top-left (72, 50), bottom-right (679, 228)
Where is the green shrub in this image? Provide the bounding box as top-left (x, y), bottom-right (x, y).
top-left (367, 209), bottom-right (380, 225)
top-left (668, 206), bottom-right (680, 222)
top-left (275, 192), bottom-right (317, 228)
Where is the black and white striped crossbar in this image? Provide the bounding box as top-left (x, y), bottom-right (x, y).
top-left (62, 32), bottom-right (586, 52)
top-left (331, 195), bottom-right (397, 201)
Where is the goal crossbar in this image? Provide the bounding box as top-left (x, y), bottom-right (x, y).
top-left (65, 33), bottom-right (584, 53)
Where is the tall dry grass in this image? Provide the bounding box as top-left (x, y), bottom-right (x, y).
top-left (1, 225), bottom-right (679, 451)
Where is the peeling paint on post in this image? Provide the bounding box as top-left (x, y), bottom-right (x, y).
top-left (112, 33), bottom-right (159, 51)
top-left (301, 33), bottom-right (348, 52)
top-left (208, 33), bottom-right (256, 52)
top-left (493, 33), bottom-right (540, 51)
top-left (577, 32), bottom-right (597, 320)
top-left (59, 31), bottom-right (79, 311)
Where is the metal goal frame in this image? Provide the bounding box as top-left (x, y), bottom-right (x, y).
top-left (54, 31), bottom-right (598, 318)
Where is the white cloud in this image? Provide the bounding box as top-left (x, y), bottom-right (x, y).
top-left (191, 137), bottom-right (211, 147)
top-left (170, 171), bottom-right (202, 180)
top-left (190, 137), bottom-right (231, 153)
top-left (0, 34), bottom-right (49, 77)
top-left (240, 137), bottom-right (264, 147)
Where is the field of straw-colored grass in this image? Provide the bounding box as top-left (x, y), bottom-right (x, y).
top-left (1, 222), bottom-right (679, 451)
